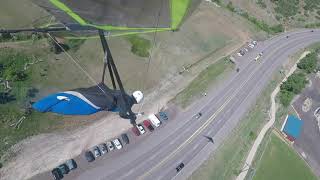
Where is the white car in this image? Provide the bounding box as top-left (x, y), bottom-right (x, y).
top-left (252, 40), bottom-right (257, 45)
top-left (254, 53), bottom-right (263, 61)
top-left (112, 138), bottom-right (122, 150)
top-left (248, 43), bottom-right (255, 48)
top-left (137, 124), bottom-right (146, 135)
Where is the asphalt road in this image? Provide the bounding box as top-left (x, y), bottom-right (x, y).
top-left (31, 29), bottom-right (320, 180)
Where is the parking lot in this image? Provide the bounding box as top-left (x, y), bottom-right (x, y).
top-left (293, 74), bottom-right (320, 177)
top-left (32, 108), bottom-right (178, 180)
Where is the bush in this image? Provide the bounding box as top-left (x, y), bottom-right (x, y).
top-left (279, 90), bottom-right (295, 107)
top-left (126, 35), bottom-right (151, 57)
top-left (280, 72), bottom-right (307, 94)
top-left (297, 52), bottom-right (317, 73)
top-left (226, 2), bottom-right (235, 12)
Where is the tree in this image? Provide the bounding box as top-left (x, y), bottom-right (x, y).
top-left (280, 72), bottom-right (307, 94)
top-left (297, 52), bottom-right (317, 73)
top-left (279, 90), bottom-right (294, 106)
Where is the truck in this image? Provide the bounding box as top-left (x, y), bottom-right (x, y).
top-left (148, 114), bottom-right (161, 127)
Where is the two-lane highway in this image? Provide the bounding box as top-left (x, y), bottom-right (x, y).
top-left (31, 29), bottom-right (320, 180)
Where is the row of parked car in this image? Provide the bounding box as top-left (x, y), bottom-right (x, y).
top-left (51, 159), bottom-right (77, 180)
top-left (84, 112), bottom-right (168, 163)
top-left (84, 133), bottom-right (130, 162)
top-left (237, 40), bottom-right (258, 57)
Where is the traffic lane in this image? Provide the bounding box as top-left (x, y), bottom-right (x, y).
top-left (146, 35), bottom-right (320, 180)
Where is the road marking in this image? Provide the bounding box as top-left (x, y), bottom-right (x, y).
top-left (138, 35), bottom-right (320, 179)
top-left (192, 143), bottom-right (199, 151)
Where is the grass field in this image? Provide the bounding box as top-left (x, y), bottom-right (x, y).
top-left (0, 0), bottom-right (51, 28)
top-left (252, 133), bottom-right (317, 180)
top-left (174, 57), bottom-right (234, 108)
top-left (0, 39), bottom-right (95, 165)
top-left (189, 72), bottom-right (282, 180)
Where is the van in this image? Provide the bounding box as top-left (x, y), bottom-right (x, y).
top-left (148, 114), bottom-right (161, 127)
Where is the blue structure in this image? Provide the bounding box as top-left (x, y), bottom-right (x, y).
top-left (282, 115), bottom-right (303, 140)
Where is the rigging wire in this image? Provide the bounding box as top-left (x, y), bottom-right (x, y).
top-left (46, 33), bottom-right (109, 96)
top-left (137, 0), bottom-right (164, 114)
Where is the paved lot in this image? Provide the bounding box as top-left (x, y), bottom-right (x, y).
top-left (293, 74), bottom-right (320, 177)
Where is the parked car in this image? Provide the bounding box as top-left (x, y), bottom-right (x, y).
top-left (51, 168), bottom-right (63, 180)
top-left (85, 151), bottom-right (95, 162)
top-left (237, 50), bottom-right (245, 57)
top-left (93, 146), bottom-right (101, 158)
top-left (248, 43), bottom-right (255, 48)
top-left (148, 114), bottom-right (161, 127)
top-left (243, 47), bottom-right (249, 52)
top-left (131, 126), bottom-right (141, 136)
top-left (137, 124), bottom-right (146, 135)
top-left (106, 141), bottom-right (114, 151)
top-left (176, 163), bottom-right (185, 172)
top-left (158, 111), bottom-right (168, 121)
top-left (121, 133), bottom-right (130, 144)
top-left (143, 120), bottom-right (154, 132)
top-left (252, 40), bottom-right (257, 45)
top-left (57, 164), bottom-right (69, 175)
top-left (65, 159), bottom-right (77, 171)
top-left (112, 138), bottom-right (123, 149)
top-left (99, 143), bottom-right (108, 154)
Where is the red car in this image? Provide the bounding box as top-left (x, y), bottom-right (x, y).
top-left (131, 126), bottom-right (140, 136)
top-left (143, 120), bottom-right (154, 132)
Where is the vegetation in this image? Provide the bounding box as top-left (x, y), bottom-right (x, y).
top-left (279, 48), bottom-right (319, 106)
top-left (253, 133), bottom-right (317, 180)
top-left (274, 0), bottom-right (299, 19)
top-left (297, 52), bottom-right (318, 73)
top-left (0, 33), bottom-right (43, 43)
top-left (126, 35), bottom-right (151, 57)
top-left (175, 57), bottom-right (234, 108)
top-left (66, 39), bottom-right (86, 52)
top-left (225, 2), bottom-right (283, 34)
top-left (305, 23), bottom-right (320, 28)
top-left (279, 72), bottom-right (307, 106)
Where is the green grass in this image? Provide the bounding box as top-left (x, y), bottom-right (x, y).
top-left (253, 133), bottom-right (317, 180)
top-left (175, 57), bottom-right (234, 108)
top-left (189, 72), bottom-right (282, 180)
top-left (126, 35), bottom-right (151, 58)
top-left (0, 40), bottom-right (92, 166)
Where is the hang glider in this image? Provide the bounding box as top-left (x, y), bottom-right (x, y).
top-left (33, 0), bottom-right (201, 31)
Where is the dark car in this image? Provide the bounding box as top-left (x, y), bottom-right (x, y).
top-left (158, 111), bottom-right (168, 121)
top-left (57, 164), bottom-right (69, 175)
top-left (131, 126), bottom-right (140, 136)
top-left (121, 133), bottom-right (130, 144)
top-left (99, 143), bottom-right (108, 154)
top-left (85, 151), bottom-right (95, 162)
top-left (143, 120), bottom-right (154, 132)
top-left (176, 163), bottom-right (184, 172)
top-left (51, 168), bottom-right (63, 180)
top-left (66, 159), bottom-right (77, 171)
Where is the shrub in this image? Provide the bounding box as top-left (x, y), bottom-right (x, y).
top-left (297, 52), bottom-right (317, 73)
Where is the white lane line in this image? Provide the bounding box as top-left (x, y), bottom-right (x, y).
top-left (192, 143), bottom-right (200, 151)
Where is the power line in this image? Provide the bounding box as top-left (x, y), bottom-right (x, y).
top-left (138, 0), bottom-right (164, 113)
